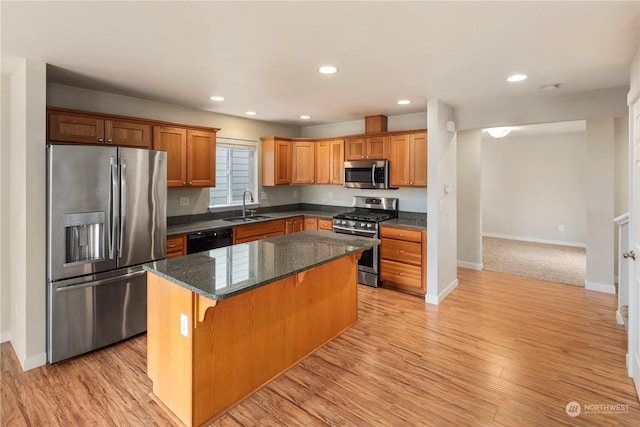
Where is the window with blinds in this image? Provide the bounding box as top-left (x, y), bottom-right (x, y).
top-left (209, 138), bottom-right (257, 208)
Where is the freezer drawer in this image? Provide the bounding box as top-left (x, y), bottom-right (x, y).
top-left (47, 269), bottom-right (147, 363)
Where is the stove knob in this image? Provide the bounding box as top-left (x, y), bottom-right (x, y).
top-left (367, 223), bottom-right (372, 228)
top-left (360, 222), bottom-right (366, 227)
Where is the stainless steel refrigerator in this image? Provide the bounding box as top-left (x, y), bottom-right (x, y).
top-left (46, 145), bottom-right (166, 363)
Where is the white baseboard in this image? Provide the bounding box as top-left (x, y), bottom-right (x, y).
top-left (483, 232), bottom-right (586, 248)
top-left (457, 261), bottom-right (483, 271)
top-left (585, 280), bottom-right (616, 294)
top-left (21, 351), bottom-right (47, 371)
top-left (616, 310), bottom-right (625, 325)
top-left (426, 278), bottom-right (458, 305)
top-left (0, 329), bottom-right (12, 343)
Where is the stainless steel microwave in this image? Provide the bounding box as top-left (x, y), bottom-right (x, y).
top-left (343, 160), bottom-right (392, 189)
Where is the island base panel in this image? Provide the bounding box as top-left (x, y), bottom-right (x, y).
top-left (147, 254), bottom-right (359, 427)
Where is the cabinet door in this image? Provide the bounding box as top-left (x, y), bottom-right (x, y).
top-left (48, 112), bottom-right (105, 144)
top-left (304, 218), bottom-right (318, 230)
top-left (317, 219), bottom-right (333, 232)
top-left (291, 141), bottom-right (315, 184)
top-left (345, 138), bottom-right (366, 160)
top-left (166, 235), bottom-right (186, 259)
top-left (366, 136), bottom-right (389, 159)
top-left (389, 134), bottom-right (411, 187)
top-left (285, 216), bottom-right (304, 234)
top-left (153, 126), bottom-right (187, 187)
top-left (411, 132), bottom-right (428, 187)
top-left (315, 141), bottom-right (330, 184)
top-left (275, 140), bottom-right (292, 185)
top-left (187, 130), bottom-right (216, 187)
top-left (329, 139), bottom-right (344, 184)
top-left (106, 120), bottom-right (152, 149)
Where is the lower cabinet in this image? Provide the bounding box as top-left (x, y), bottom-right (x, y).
top-left (234, 219), bottom-right (286, 244)
top-left (304, 218), bottom-right (318, 230)
top-left (285, 216), bottom-right (304, 234)
top-left (166, 235), bottom-right (186, 258)
top-left (317, 218), bottom-right (333, 232)
top-left (380, 226), bottom-right (427, 296)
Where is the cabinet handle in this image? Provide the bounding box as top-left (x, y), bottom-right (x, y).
top-left (398, 272), bottom-right (404, 276)
top-left (410, 182), bottom-right (413, 185)
top-left (398, 233), bottom-right (404, 237)
top-left (107, 139), bottom-right (113, 144)
top-left (182, 181), bottom-right (187, 185)
top-left (168, 244), bottom-right (176, 248)
top-left (189, 181), bottom-right (193, 185)
top-left (398, 250), bottom-right (405, 253)
top-left (98, 138), bottom-right (104, 143)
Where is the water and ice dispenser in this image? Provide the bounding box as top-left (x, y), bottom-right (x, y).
top-left (64, 212), bottom-right (105, 265)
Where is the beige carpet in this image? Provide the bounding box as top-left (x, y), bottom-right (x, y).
top-left (482, 237), bottom-right (586, 286)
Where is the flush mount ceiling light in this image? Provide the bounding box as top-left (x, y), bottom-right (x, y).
top-left (541, 83), bottom-right (560, 92)
top-left (210, 96), bottom-right (224, 101)
top-left (487, 127), bottom-right (511, 138)
top-left (507, 74), bottom-right (527, 82)
top-left (300, 115), bottom-right (311, 120)
top-left (318, 65), bottom-right (338, 74)
top-left (397, 99), bottom-right (411, 105)
top-left (245, 111), bottom-right (257, 116)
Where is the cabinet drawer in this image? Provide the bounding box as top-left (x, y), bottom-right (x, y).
top-left (380, 226), bottom-right (422, 242)
top-left (166, 235), bottom-right (186, 258)
top-left (380, 238), bottom-right (422, 265)
top-left (234, 220), bottom-right (286, 242)
top-left (317, 219), bottom-right (333, 231)
top-left (380, 259), bottom-right (422, 290)
top-left (234, 230), bottom-right (285, 244)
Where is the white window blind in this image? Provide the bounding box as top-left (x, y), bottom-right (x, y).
top-left (209, 138), bottom-right (257, 208)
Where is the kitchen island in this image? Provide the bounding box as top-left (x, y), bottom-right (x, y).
top-left (143, 231), bottom-right (379, 427)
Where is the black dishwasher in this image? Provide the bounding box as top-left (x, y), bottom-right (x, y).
top-left (186, 228), bottom-right (234, 254)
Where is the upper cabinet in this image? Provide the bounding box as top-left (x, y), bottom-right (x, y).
top-left (48, 109), bottom-right (152, 149)
top-left (389, 132), bottom-right (428, 188)
top-left (344, 135), bottom-right (389, 160)
top-left (262, 137), bottom-right (292, 186)
top-left (153, 126), bottom-right (216, 188)
top-left (291, 141), bottom-right (316, 184)
top-left (316, 139), bottom-right (344, 185)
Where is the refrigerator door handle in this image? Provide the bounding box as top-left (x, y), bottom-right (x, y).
top-left (118, 157), bottom-right (127, 258)
top-left (109, 157), bottom-right (117, 259)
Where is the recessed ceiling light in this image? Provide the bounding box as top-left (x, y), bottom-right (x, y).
top-left (318, 65), bottom-right (338, 74)
top-left (245, 111), bottom-right (256, 116)
top-left (486, 127), bottom-right (511, 138)
top-left (210, 96), bottom-right (224, 101)
top-left (300, 115), bottom-right (311, 120)
top-left (397, 99), bottom-right (411, 105)
top-left (507, 74), bottom-right (527, 82)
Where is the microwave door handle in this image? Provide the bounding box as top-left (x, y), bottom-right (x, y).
top-left (108, 157), bottom-right (117, 259)
top-left (371, 164), bottom-right (376, 186)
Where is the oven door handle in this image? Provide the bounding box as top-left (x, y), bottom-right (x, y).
top-left (333, 225), bottom-right (377, 236)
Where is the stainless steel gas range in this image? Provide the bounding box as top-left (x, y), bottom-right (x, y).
top-left (332, 196), bottom-right (398, 287)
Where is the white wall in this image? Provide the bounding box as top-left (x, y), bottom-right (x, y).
top-left (46, 83), bottom-right (302, 216)
top-left (300, 111), bottom-right (428, 212)
top-left (1, 74), bottom-right (11, 342)
top-left (456, 130), bottom-right (482, 269)
top-left (482, 131), bottom-right (587, 246)
top-left (426, 100), bottom-right (458, 304)
top-left (7, 59), bottom-right (47, 370)
top-left (585, 118), bottom-right (615, 293)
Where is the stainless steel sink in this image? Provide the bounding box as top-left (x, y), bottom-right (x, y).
top-left (223, 215), bottom-right (272, 223)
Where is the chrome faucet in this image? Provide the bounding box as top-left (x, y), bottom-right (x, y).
top-left (242, 189), bottom-right (254, 217)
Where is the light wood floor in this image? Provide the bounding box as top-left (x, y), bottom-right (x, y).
top-left (2, 268), bottom-right (639, 426)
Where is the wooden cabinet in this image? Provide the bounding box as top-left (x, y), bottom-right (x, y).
top-left (48, 110), bottom-right (152, 148)
top-left (233, 219), bottom-right (286, 244)
top-left (262, 137), bottom-right (292, 186)
top-left (317, 218), bottom-right (333, 232)
top-left (153, 126), bottom-right (216, 188)
top-left (345, 135), bottom-right (389, 160)
top-left (166, 235), bottom-right (186, 259)
top-left (316, 139), bottom-right (344, 184)
top-left (304, 218), bottom-right (318, 230)
top-left (285, 216), bottom-right (304, 234)
top-left (389, 132), bottom-right (427, 187)
top-left (291, 141), bottom-right (315, 184)
top-left (380, 226), bottom-right (427, 296)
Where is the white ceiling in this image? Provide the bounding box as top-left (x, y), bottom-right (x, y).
top-left (1, 1), bottom-right (638, 127)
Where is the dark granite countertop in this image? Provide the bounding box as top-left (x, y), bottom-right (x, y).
top-left (382, 218), bottom-right (427, 230)
top-left (144, 231), bottom-right (379, 300)
top-left (167, 210), bottom-right (335, 236)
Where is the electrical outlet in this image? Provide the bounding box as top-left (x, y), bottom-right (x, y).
top-left (328, 191), bottom-right (333, 199)
top-left (180, 313), bottom-right (189, 337)
top-left (293, 190), bottom-right (298, 198)
top-left (261, 191), bottom-right (268, 200)
top-left (559, 224), bottom-right (565, 233)
top-left (179, 196), bottom-right (189, 207)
